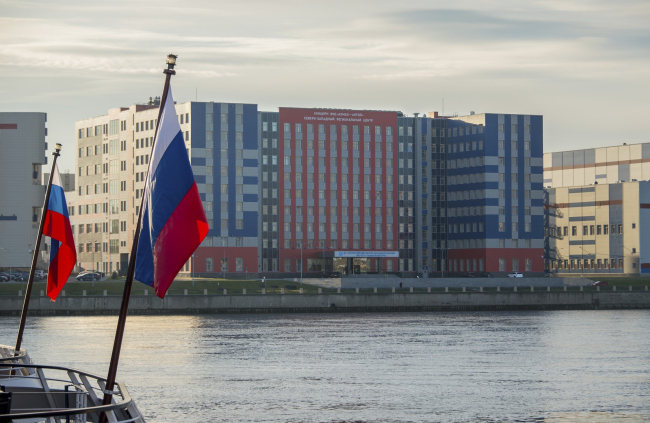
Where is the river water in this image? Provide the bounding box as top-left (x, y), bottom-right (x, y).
top-left (1, 311), bottom-right (649, 422)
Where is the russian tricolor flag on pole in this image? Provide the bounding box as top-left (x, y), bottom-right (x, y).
top-left (43, 164), bottom-right (76, 300)
top-left (135, 85), bottom-right (209, 298)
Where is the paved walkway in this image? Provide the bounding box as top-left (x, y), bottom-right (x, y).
top-left (289, 276), bottom-right (592, 289)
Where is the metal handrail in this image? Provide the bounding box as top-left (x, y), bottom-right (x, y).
top-left (0, 349), bottom-right (28, 363)
top-left (0, 362), bottom-right (144, 422)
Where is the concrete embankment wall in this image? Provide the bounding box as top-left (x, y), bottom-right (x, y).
top-left (1, 291), bottom-right (649, 315)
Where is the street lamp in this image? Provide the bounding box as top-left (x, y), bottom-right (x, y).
top-left (300, 239), bottom-right (303, 285)
top-left (0, 247), bottom-right (11, 280)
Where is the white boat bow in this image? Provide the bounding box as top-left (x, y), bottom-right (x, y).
top-left (1, 345), bottom-right (145, 423)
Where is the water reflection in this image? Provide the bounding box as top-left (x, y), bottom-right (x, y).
top-left (1, 311), bottom-right (649, 422)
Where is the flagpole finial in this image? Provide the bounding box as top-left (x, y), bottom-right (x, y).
top-left (53, 143), bottom-right (62, 157)
top-left (164, 54), bottom-right (178, 75)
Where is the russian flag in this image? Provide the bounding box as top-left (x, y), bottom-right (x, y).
top-left (135, 85), bottom-right (209, 298)
top-left (43, 164), bottom-right (76, 301)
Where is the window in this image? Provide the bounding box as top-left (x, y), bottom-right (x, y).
top-left (206, 258), bottom-right (213, 272)
top-left (572, 226), bottom-right (577, 236)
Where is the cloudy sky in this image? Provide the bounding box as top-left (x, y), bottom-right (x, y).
top-left (1, 0), bottom-right (649, 171)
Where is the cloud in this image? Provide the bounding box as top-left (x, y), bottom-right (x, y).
top-left (0, 0), bottom-right (649, 172)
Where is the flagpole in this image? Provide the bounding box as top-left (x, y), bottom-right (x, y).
top-left (14, 143), bottom-right (63, 354)
top-left (100, 54), bottom-right (177, 419)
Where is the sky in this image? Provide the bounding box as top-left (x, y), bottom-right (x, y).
top-left (1, 0), bottom-right (649, 172)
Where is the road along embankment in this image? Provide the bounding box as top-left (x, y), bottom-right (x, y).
top-left (0, 290), bottom-right (649, 315)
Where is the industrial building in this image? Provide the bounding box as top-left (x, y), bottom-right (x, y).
top-left (544, 143), bottom-right (650, 275)
top-left (0, 112), bottom-right (48, 270)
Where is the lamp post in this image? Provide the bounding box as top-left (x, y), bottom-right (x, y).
top-left (192, 254), bottom-right (195, 287)
top-left (0, 248), bottom-right (11, 280)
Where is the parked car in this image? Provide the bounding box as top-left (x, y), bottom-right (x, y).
top-left (7, 271), bottom-right (22, 280)
top-left (461, 272), bottom-right (478, 278)
top-left (0, 274), bottom-right (9, 282)
top-left (76, 272), bottom-right (101, 281)
top-left (34, 270), bottom-right (47, 280)
top-left (322, 271), bottom-right (341, 278)
top-left (591, 281), bottom-right (609, 287)
top-left (508, 272), bottom-right (523, 278)
top-left (15, 273), bottom-right (29, 281)
top-left (479, 272), bottom-right (493, 278)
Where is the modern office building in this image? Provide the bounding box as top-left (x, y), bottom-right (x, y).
top-left (0, 112), bottom-right (48, 269)
top-left (274, 108), bottom-right (401, 275)
top-left (445, 113), bottom-right (545, 274)
top-left (543, 143), bottom-right (650, 275)
top-left (71, 100), bottom-right (545, 277)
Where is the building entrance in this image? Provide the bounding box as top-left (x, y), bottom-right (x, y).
top-left (319, 251), bottom-right (399, 276)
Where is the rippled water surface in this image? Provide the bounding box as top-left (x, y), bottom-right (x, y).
top-left (1, 311), bottom-right (649, 422)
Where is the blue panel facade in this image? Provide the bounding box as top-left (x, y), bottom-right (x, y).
top-left (191, 103), bottom-right (206, 149)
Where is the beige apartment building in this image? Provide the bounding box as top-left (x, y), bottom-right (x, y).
top-left (70, 98), bottom-right (193, 274)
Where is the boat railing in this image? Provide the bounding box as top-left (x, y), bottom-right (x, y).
top-left (0, 356), bottom-right (145, 423)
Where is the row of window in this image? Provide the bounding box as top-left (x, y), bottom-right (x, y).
top-left (283, 123), bottom-right (394, 137)
top-left (550, 258), bottom-right (626, 270)
top-left (498, 157), bottom-right (532, 167)
top-left (135, 119), bottom-right (157, 133)
top-left (497, 140), bottom-right (531, 151)
top-left (276, 155), bottom-right (396, 169)
top-left (447, 156), bottom-right (486, 169)
top-left (548, 223), bottom-right (631, 237)
top-left (448, 190), bottom-right (485, 201)
top-left (263, 205), bottom-right (394, 218)
top-left (74, 222), bottom-right (109, 235)
top-left (497, 257), bottom-right (533, 272)
top-left (282, 221), bottom-right (398, 234)
top-left (208, 131), bottom-right (243, 142)
top-left (78, 241), bottom-right (119, 254)
top-left (448, 173), bottom-right (482, 185)
top-left (447, 222), bottom-right (487, 234)
top-left (205, 257), bottom-right (245, 272)
top-left (279, 189), bottom-right (389, 201)
top-left (447, 125), bottom-right (485, 138)
top-left (78, 123), bottom-right (109, 138)
top-left (207, 113), bottom-right (242, 126)
top-left (78, 180), bottom-right (127, 196)
top-left (262, 238), bottom-right (397, 251)
top-left (497, 124), bottom-right (531, 134)
top-left (279, 172), bottom-right (396, 185)
top-left (447, 140), bottom-right (485, 153)
top-left (277, 139), bottom-right (396, 152)
top-left (498, 221), bottom-right (533, 232)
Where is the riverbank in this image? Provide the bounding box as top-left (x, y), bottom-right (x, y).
top-left (1, 289), bottom-right (649, 315)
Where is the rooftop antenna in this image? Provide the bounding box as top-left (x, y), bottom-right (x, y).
top-left (442, 98), bottom-right (445, 116)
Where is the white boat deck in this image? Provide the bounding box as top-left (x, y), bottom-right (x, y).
top-left (0, 344), bottom-right (145, 423)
